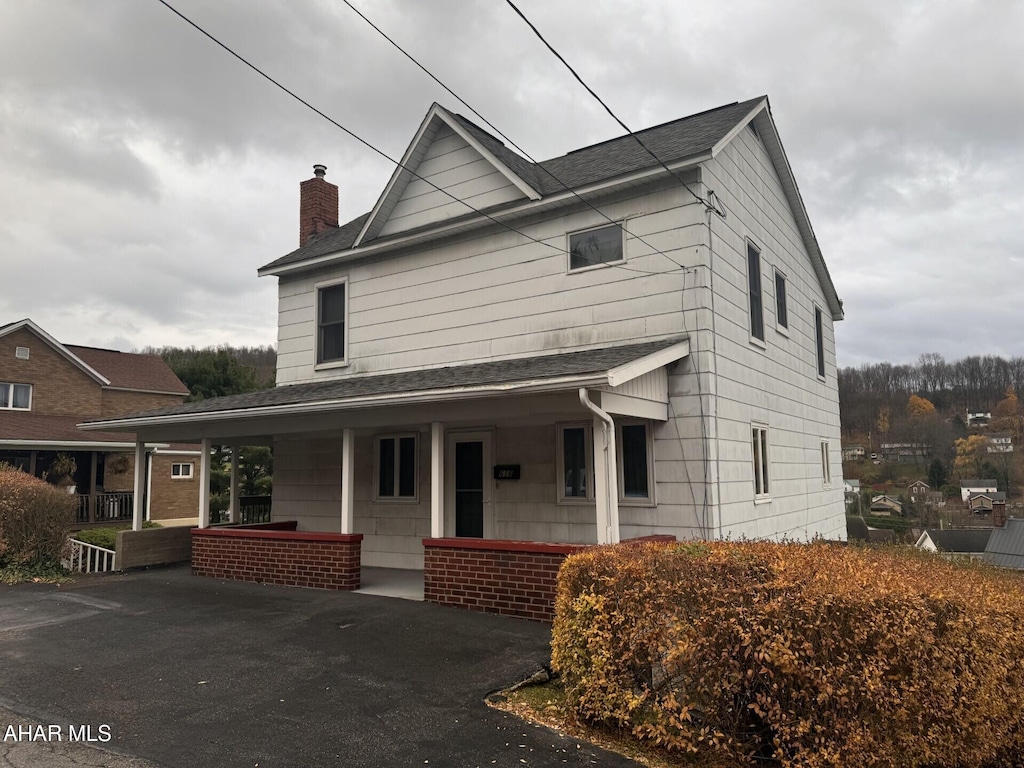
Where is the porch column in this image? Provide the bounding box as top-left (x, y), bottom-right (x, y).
top-left (88, 452), bottom-right (98, 525)
top-left (198, 437), bottom-right (211, 528)
top-left (131, 441), bottom-right (146, 532)
top-left (145, 451), bottom-right (152, 522)
top-left (591, 415), bottom-right (621, 545)
top-left (340, 429), bottom-right (354, 534)
top-left (228, 445), bottom-right (240, 524)
top-left (430, 421), bottom-right (444, 538)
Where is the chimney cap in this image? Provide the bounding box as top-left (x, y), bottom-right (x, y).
top-left (313, 164), bottom-right (327, 178)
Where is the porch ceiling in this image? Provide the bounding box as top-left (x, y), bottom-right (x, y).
top-left (78, 338), bottom-right (690, 443)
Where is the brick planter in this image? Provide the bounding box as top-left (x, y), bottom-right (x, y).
top-left (192, 526), bottom-right (363, 590)
top-left (423, 538), bottom-right (588, 622)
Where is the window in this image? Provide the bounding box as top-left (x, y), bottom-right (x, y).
top-left (752, 425), bottom-right (770, 499)
top-left (747, 242), bottom-right (765, 342)
top-left (774, 269), bottom-right (788, 330)
top-left (317, 281), bottom-right (347, 365)
top-left (0, 383), bottom-right (31, 410)
top-left (557, 424), bottom-right (592, 502)
top-left (821, 441), bottom-right (831, 486)
top-left (568, 223), bottom-right (624, 271)
top-left (814, 307), bottom-right (826, 378)
top-left (375, 434), bottom-right (418, 500)
top-left (171, 462), bottom-right (193, 479)
top-left (617, 421), bottom-right (655, 504)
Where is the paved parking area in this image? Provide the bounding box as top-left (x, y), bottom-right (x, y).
top-left (0, 566), bottom-right (636, 767)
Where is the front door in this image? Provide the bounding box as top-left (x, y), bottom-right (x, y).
top-left (446, 431), bottom-right (492, 538)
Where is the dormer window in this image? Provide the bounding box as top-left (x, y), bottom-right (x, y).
top-left (568, 223), bottom-right (624, 271)
top-left (0, 382), bottom-right (32, 410)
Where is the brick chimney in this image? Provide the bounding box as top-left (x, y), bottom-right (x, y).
top-left (994, 501), bottom-right (1007, 528)
top-left (299, 164), bottom-right (338, 247)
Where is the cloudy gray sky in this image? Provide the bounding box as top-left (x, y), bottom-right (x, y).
top-left (1, 0), bottom-right (1020, 367)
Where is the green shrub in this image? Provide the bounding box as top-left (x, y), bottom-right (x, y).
top-left (0, 466), bottom-right (76, 568)
top-left (551, 540), bottom-right (1024, 768)
top-left (73, 521), bottom-right (159, 551)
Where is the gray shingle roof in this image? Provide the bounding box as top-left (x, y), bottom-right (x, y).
top-left (924, 528), bottom-right (992, 553)
top-left (985, 519), bottom-right (1024, 569)
top-left (261, 98), bottom-right (763, 272)
top-left (83, 338), bottom-right (684, 424)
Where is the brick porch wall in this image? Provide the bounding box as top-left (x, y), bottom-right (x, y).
top-left (192, 526), bottom-right (363, 590)
top-left (423, 535), bottom-right (677, 622)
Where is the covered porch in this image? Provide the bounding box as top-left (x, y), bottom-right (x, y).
top-left (80, 339), bottom-right (691, 617)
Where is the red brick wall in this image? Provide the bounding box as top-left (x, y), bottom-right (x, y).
top-left (423, 539), bottom-right (588, 622)
top-left (192, 528), bottom-right (363, 590)
top-left (149, 454), bottom-right (200, 521)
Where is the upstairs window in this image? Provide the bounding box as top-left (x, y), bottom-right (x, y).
top-left (376, 434), bottom-right (418, 500)
top-left (317, 281), bottom-right (347, 365)
top-left (747, 243), bottom-right (765, 342)
top-left (814, 307), bottom-right (826, 378)
top-left (568, 223), bottom-right (624, 271)
top-left (0, 383), bottom-right (31, 410)
top-left (774, 269), bottom-right (789, 330)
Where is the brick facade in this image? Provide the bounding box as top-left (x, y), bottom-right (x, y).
top-left (192, 526), bottom-right (363, 590)
top-left (0, 327), bottom-right (102, 415)
top-left (149, 454), bottom-right (200, 521)
top-left (423, 538), bottom-right (587, 622)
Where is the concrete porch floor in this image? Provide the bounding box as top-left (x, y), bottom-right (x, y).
top-left (355, 566), bottom-right (424, 601)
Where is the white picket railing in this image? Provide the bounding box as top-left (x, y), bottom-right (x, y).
top-left (63, 538), bottom-right (116, 573)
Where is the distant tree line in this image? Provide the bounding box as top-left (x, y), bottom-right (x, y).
top-left (839, 353), bottom-right (1024, 439)
top-left (140, 345), bottom-right (277, 401)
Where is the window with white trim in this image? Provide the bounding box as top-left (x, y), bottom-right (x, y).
top-left (375, 434), bottom-right (418, 500)
top-left (0, 382), bottom-right (32, 410)
top-left (814, 306), bottom-right (826, 378)
top-left (821, 440), bottom-right (831, 486)
top-left (568, 223), bottom-right (624, 271)
top-left (557, 423), bottom-right (593, 502)
top-left (617, 421), bottom-right (655, 504)
top-left (316, 280), bottom-right (347, 365)
top-left (774, 269), bottom-right (789, 330)
top-left (752, 424), bottom-right (770, 499)
top-left (171, 462), bottom-right (194, 479)
top-left (747, 242), bottom-right (765, 342)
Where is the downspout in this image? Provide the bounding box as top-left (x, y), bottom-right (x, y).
top-left (579, 388), bottom-right (620, 545)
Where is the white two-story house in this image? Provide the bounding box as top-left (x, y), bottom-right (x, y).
top-left (84, 96), bottom-right (845, 602)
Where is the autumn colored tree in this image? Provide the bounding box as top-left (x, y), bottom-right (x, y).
top-left (907, 394), bottom-right (936, 419)
top-left (993, 386), bottom-right (1022, 441)
top-left (953, 435), bottom-right (989, 480)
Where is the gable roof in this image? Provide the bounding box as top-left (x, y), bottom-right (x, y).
top-left (1, 319), bottom-right (111, 385)
top-left (962, 479), bottom-right (998, 487)
top-left (66, 345), bottom-right (189, 395)
top-left (258, 97), bottom-right (842, 320)
top-left (81, 338), bottom-right (689, 431)
top-left (921, 528), bottom-right (993, 553)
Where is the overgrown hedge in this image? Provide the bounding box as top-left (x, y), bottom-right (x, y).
top-left (0, 466), bottom-right (77, 568)
top-left (73, 521), bottom-right (159, 551)
top-left (551, 540), bottom-right (1024, 767)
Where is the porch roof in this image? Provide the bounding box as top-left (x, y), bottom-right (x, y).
top-left (79, 338), bottom-right (689, 432)
top-left (0, 412), bottom-right (140, 448)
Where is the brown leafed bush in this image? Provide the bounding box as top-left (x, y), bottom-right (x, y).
top-left (551, 540), bottom-right (1024, 768)
top-left (0, 466), bottom-right (77, 568)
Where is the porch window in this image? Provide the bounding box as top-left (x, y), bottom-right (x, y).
top-left (316, 280), bottom-right (347, 365)
top-left (171, 462), bottom-right (193, 479)
top-left (617, 421), bottom-right (655, 504)
top-left (375, 434), bottom-right (417, 500)
top-left (568, 223), bottom-right (624, 271)
top-left (752, 424), bottom-right (770, 499)
top-left (0, 382), bottom-right (32, 410)
top-left (557, 424), bottom-right (592, 502)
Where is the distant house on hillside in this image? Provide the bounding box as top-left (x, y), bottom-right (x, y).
top-left (870, 495), bottom-right (902, 516)
top-left (968, 492), bottom-right (1006, 515)
top-left (842, 445), bottom-right (865, 461)
top-left (961, 479), bottom-right (998, 502)
top-left (967, 412), bottom-right (991, 428)
top-left (987, 432), bottom-right (1013, 453)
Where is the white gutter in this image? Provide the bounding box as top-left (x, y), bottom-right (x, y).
top-left (80, 372), bottom-right (609, 431)
top-left (0, 439), bottom-right (168, 450)
top-left (579, 388), bottom-right (620, 545)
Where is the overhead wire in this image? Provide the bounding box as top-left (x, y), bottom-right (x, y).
top-left (339, 0), bottom-right (697, 275)
top-left (503, 0), bottom-right (726, 219)
top-left (153, 0), bottom-right (691, 278)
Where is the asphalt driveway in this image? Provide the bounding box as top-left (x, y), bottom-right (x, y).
top-left (0, 566), bottom-right (637, 767)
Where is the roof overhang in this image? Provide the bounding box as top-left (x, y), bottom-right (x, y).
top-left (0, 439), bottom-right (167, 451)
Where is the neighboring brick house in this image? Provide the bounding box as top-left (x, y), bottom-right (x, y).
top-left (0, 319), bottom-right (199, 525)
